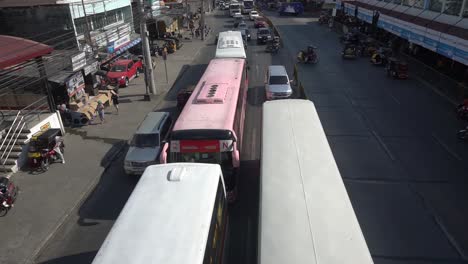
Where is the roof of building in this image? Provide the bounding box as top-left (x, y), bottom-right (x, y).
top-left (0, 35), bottom-right (53, 70)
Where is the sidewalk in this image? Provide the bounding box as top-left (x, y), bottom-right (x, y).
top-left (0, 35), bottom-right (209, 264)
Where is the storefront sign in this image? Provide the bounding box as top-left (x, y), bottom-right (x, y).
top-left (66, 71), bottom-right (85, 97)
top-left (107, 34), bottom-right (130, 53)
top-left (40, 122), bottom-right (51, 131)
top-left (70, 52), bottom-right (86, 71)
top-left (83, 61), bottom-right (100, 76)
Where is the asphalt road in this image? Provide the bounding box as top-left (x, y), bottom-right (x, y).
top-left (266, 12), bottom-right (468, 264)
top-left (33, 9), bottom-right (468, 264)
top-left (33, 9), bottom-right (280, 264)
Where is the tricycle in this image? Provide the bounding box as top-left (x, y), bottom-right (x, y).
top-left (386, 57), bottom-right (408, 79)
top-left (28, 128), bottom-right (64, 172)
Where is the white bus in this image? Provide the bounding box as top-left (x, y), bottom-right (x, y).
top-left (215, 31), bottom-right (247, 59)
top-left (92, 163), bottom-right (229, 264)
top-left (229, 1), bottom-right (241, 16)
top-left (260, 99), bottom-right (374, 264)
top-left (241, 0), bottom-right (254, 13)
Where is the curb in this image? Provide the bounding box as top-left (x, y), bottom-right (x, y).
top-left (24, 142), bottom-right (127, 264)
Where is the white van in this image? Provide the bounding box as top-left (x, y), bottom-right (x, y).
top-left (265, 65), bottom-right (293, 100)
top-left (124, 112), bottom-right (173, 175)
top-left (215, 31), bottom-right (247, 59)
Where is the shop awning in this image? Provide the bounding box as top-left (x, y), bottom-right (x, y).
top-left (100, 37), bottom-right (142, 65)
top-left (0, 35), bottom-right (53, 70)
top-left (113, 37), bottom-right (142, 56)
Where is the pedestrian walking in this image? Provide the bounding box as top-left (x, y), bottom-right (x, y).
top-left (95, 100), bottom-right (105, 124)
top-left (110, 89), bottom-right (119, 114)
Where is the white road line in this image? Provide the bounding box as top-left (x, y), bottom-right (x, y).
top-left (431, 133), bottom-right (462, 161)
top-left (389, 92), bottom-right (401, 105)
top-left (371, 130), bottom-right (396, 161)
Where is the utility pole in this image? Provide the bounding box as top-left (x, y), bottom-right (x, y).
top-left (138, 0), bottom-right (157, 95)
top-left (81, 0), bottom-right (94, 54)
top-left (201, 0), bottom-right (205, 40)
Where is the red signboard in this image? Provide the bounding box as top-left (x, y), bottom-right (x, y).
top-left (179, 140), bottom-right (220, 153)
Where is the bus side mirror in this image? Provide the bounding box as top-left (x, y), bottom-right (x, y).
top-left (160, 142), bottom-right (169, 164)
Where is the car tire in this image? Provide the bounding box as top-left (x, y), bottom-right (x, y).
top-left (124, 78), bottom-right (129, 87)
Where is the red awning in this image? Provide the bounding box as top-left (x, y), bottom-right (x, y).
top-left (0, 35), bottom-right (53, 69)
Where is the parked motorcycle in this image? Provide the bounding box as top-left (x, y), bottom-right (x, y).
top-left (0, 176), bottom-right (18, 216)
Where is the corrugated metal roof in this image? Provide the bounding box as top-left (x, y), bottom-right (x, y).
top-left (0, 35), bottom-right (53, 69)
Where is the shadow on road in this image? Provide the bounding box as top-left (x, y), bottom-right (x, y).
top-left (36, 251), bottom-right (97, 264)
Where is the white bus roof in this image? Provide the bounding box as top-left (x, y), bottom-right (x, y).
top-left (215, 31), bottom-right (246, 59)
top-left (260, 99), bottom-right (373, 264)
top-left (92, 163), bottom-right (224, 264)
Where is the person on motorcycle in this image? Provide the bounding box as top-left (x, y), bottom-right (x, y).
top-left (303, 45), bottom-right (317, 62)
top-left (54, 135), bottom-right (65, 164)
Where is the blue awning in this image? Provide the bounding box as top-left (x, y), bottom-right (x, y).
top-left (113, 37), bottom-right (142, 56)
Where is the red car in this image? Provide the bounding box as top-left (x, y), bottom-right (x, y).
top-left (254, 18), bottom-right (268, 28)
top-left (107, 59), bottom-right (143, 87)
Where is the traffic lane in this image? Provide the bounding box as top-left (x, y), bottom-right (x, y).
top-left (34, 14), bottom-right (228, 264)
top-left (269, 18), bottom-right (468, 181)
top-left (266, 13), bottom-right (468, 262)
top-left (227, 15), bottom-right (303, 264)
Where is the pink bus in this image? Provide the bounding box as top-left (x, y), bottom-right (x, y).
top-left (160, 58), bottom-right (248, 201)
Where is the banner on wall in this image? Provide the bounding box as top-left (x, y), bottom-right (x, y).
top-left (357, 8), bottom-right (373, 23)
top-left (422, 28), bottom-right (441, 52)
top-left (66, 71), bottom-right (85, 97)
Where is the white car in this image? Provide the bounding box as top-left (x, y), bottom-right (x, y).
top-left (249, 10), bottom-right (259, 20)
top-left (233, 12), bottom-right (243, 19)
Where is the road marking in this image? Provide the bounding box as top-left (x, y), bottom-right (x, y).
top-left (371, 130), bottom-right (396, 161)
top-left (414, 75), bottom-right (458, 106)
top-left (431, 133), bottom-right (462, 161)
top-left (255, 65), bottom-right (259, 79)
top-left (389, 92), bottom-right (401, 105)
top-left (409, 185), bottom-right (468, 261)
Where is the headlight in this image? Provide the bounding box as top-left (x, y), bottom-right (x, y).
top-left (120, 76), bottom-right (126, 79)
top-left (124, 160), bottom-right (132, 166)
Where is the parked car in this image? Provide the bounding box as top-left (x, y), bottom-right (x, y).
top-left (107, 59), bottom-right (143, 87)
top-left (124, 112), bottom-right (173, 175)
top-left (254, 17), bottom-right (268, 28)
top-left (257, 27), bottom-right (272, 44)
top-left (249, 10), bottom-right (259, 20)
